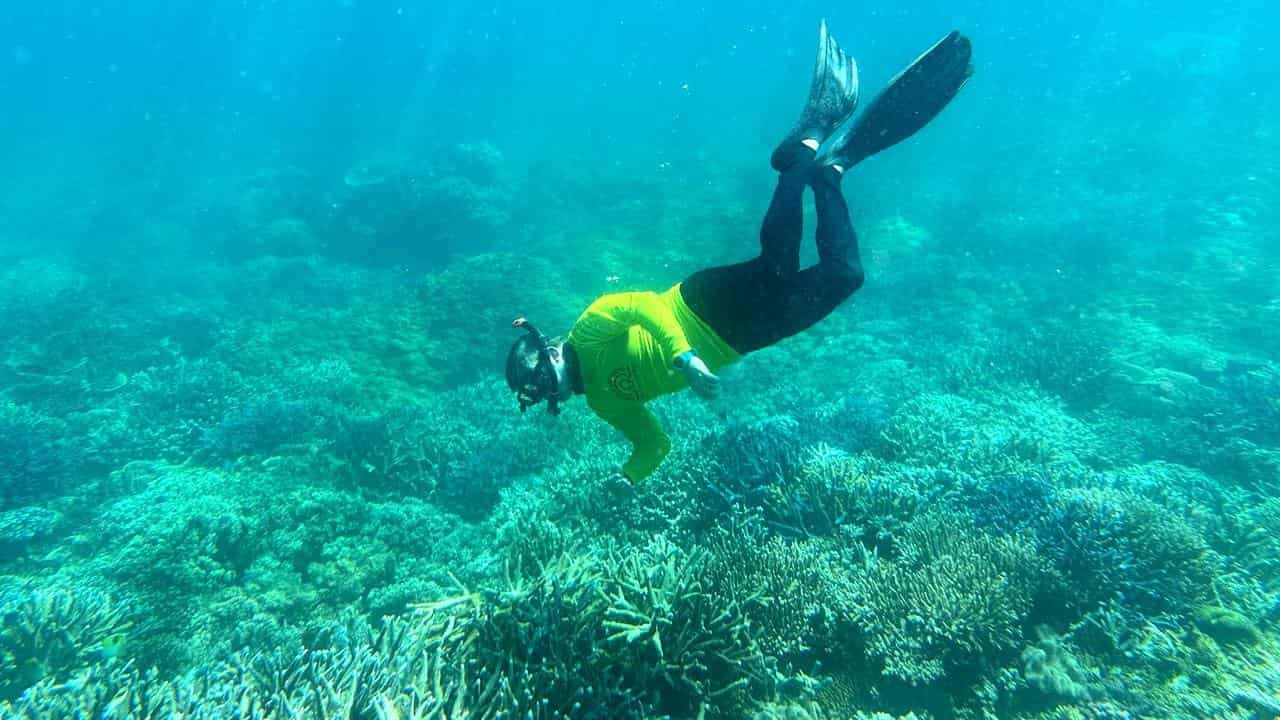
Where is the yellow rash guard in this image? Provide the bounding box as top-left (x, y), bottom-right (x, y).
top-left (567, 284), bottom-right (739, 482)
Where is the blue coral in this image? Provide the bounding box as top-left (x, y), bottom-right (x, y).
top-left (0, 404), bottom-right (73, 511)
top-left (710, 416), bottom-right (806, 507)
top-left (201, 397), bottom-right (322, 460)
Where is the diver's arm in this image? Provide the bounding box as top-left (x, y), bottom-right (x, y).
top-left (601, 406), bottom-right (672, 482)
top-left (576, 292), bottom-right (694, 364)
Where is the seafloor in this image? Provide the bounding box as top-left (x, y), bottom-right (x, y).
top-left (1, 130), bottom-right (1278, 720)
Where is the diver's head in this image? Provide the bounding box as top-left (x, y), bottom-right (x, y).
top-left (505, 318), bottom-right (574, 415)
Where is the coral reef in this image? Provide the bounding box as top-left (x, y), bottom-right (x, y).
top-left (0, 403), bottom-right (75, 511)
top-left (1020, 626), bottom-right (1099, 703)
top-left (2, 99), bottom-right (1278, 719)
top-left (703, 519), bottom-right (846, 665)
top-left (1039, 487), bottom-right (1218, 615)
top-left (846, 514), bottom-right (1045, 688)
top-left (0, 507), bottom-right (61, 563)
top-left (0, 588), bottom-right (133, 703)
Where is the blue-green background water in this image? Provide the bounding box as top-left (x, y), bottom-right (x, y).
top-left (5, 1), bottom-right (1275, 234)
top-left (2, 1), bottom-right (1279, 718)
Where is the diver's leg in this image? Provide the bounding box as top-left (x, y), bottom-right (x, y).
top-left (751, 167), bottom-right (868, 347)
top-left (680, 164), bottom-right (807, 353)
top-left (798, 167), bottom-right (865, 303)
top-left (682, 164), bottom-right (862, 353)
top-left (744, 168), bottom-right (864, 344)
top-left (811, 166), bottom-right (864, 284)
top-left (757, 152), bottom-right (813, 274)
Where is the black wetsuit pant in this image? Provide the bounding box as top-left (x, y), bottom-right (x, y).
top-left (680, 159), bottom-right (864, 354)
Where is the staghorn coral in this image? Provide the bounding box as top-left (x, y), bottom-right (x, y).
top-left (75, 357), bottom-right (252, 469)
top-left (1039, 487), bottom-right (1219, 616)
top-left (8, 575), bottom-right (760, 720)
top-left (1217, 360), bottom-right (1280, 444)
top-left (406, 535), bottom-right (774, 719)
top-left (703, 518), bottom-right (847, 664)
top-left (750, 701), bottom-right (926, 720)
top-left (414, 252), bottom-right (585, 387)
top-left (846, 514), bottom-right (1045, 687)
top-left (5, 613), bottom-right (504, 719)
top-left (878, 392), bottom-right (1102, 478)
top-left (74, 462), bottom-right (335, 670)
top-left (601, 536), bottom-right (773, 717)
top-left (762, 448), bottom-right (940, 544)
top-left (990, 318), bottom-right (1116, 408)
top-left (0, 587), bottom-right (133, 702)
top-left (8, 661), bottom-right (179, 720)
top-left (969, 470), bottom-right (1222, 619)
top-left (802, 392), bottom-right (893, 455)
top-left (201, 396), bottom-right (324, 460)
top-left (330, 380), bottom-right (601, 519)
top-left (709, 416), bottom-right (807, 509)
top-left (966, 470), bottom-right (1061, 537)
top-left (1230, 496), bottom-right (1280, 590)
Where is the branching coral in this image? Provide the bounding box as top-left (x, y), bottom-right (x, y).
top-left (0, 588), bottom-right (133, 703)
top-left (459, 548), bottom-right (619, 718)
top-left (990, 318), bottom-right (1116, 408)
top-left (710, 416), bottom-right (806, 508)
top-left (413, 252), bottom-right (584, 387)
top-left (703, 518), bottom-right (847, 665)
top-left (201, 396), bottom-right (324, 460)
top-left (0, 506), bottom-right (61, 563)
top-left (1232, 497), bottom-right (1280, 590)
top-left (846, 514), bottom-right (1045, 687)
top-left (969, 470), bottom-right (1221, 619)
top-left (402, 536), bottom-right (773, 719)
top-left (878, 393), bottom-right (1101, 477)
top-left (1039, 488), bottom-right (1219, 615)
top-left (762, 448), bottom-right (936, 544)
top-left (1217, 360), bottom-right (1280, 444)
top-left (6, 614), bottom-right (504, 719)
top-left (802, 393), bottom-right (892, 454)
top-left (602, 536), bottom-right (772, 715)
top-left (0, 403), bottom-right (74, 511)
top-left (331, 381), bottom-right (599, 519)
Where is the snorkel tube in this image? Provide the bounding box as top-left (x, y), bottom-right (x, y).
top-left (512, 317), bottom-right (561, 416)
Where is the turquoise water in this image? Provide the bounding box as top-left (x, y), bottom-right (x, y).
top-left (2, 1), bottom-right (1278, 718)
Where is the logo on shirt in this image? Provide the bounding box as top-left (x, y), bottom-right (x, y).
top-left (608, 367), bottom-right (641, 401)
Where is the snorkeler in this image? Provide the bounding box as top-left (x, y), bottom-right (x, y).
top-left (506, 22), bottom-right (973, 484)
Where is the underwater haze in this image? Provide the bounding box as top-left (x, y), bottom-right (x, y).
top-left (2, 0), bottom-right (1279, 717)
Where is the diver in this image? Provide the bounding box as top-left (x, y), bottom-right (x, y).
top-left (506, 22), bottom-right (974, 485)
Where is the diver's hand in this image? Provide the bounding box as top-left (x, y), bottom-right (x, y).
top-left (680, 355), bottom-right (721, 400)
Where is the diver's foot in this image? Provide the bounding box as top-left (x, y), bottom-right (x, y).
top-left (809, 162), bottom-right (845, 188)
top-left (817, 30), bottom-right (973, 170)
top-left (770, 19), bottom-right (859, 172)
top-left (772, 141), bottom-right (819, 173)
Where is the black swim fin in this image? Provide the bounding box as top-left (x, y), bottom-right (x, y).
top-left (817, 30), bottom-right (973, 169)
top-left (770, 19), bottom-right (860, 172)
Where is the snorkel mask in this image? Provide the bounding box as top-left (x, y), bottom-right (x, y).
top-left (511, 317), bottom-right (561, 416)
